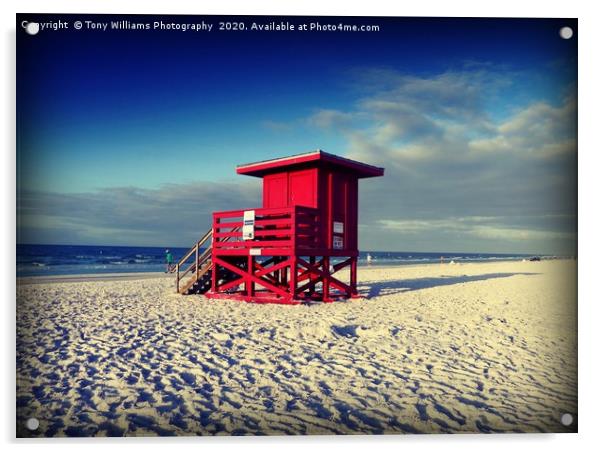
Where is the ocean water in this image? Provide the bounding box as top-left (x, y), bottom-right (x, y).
top-left (16, 244), bottom-right (545, 277)
top-left (17, 244), bottom-right (191, 277)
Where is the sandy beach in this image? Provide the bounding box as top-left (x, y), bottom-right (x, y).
top-left (16, 259), bottom-right (577, 436)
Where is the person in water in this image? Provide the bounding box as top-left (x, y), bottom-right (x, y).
top-left (165, 249), bottom-right (174, 273)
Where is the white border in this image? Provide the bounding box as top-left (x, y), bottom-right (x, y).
top-left (3, 1), bottom-right (600, 451)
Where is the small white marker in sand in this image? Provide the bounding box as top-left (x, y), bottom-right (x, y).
top-left (26, 417), bottom-right (39, 430)
top-left (449, 260), bottom-right (456, 265)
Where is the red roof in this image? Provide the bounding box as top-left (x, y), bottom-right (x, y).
top-left (236, 150), bottom-right (384, 178)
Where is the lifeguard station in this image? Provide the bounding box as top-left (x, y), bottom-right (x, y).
top-left (175, 150), bottom-right (384, 304)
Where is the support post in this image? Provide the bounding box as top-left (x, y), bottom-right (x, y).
top-left (308, 256), bottom-right (316, 297)
top-left (350, 256), bottom-right (358, 297)
top-left (289, 256), bottom-right (297, 301)
top-left (176, 263), bottom-right (180, 293)
top-left (322, 256), bottom-right (330, 302)
top-left (247, 255), bottom-right (255, 298)
top-left (280, 260), bottom-right (287, 287)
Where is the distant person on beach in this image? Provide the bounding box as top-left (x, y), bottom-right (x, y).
top-left (165, 249), bottom-right (174, 273)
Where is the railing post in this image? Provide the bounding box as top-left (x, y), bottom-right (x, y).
top-left (176, 263), bottom-right (180, 293)
top-left (195, 242), bottom-right (199, 281)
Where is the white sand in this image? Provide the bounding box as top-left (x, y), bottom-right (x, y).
top-left (16, 260), bottom-right (577, 436)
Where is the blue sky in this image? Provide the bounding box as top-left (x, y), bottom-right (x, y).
top-left (17, 15), bottom-right (577, 254)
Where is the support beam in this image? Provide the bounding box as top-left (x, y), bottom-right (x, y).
top-left (309, 256), bottom-right (316, 296)
top-left (213, 256), bottom-right (292, 299)
top-left (350, 256), bottom-right (358, 297)
top-left (322, 256), bottom-right (330, 302)
top-left (289, 257), bottom-right (298, 300)
top-left (247, 255), bottom-right (254, 298)
top-left (297, 256), bottom-right (353, 298)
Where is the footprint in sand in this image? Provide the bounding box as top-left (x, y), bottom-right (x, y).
top-left (415, 403), bottom-right (429, 421)
top-left (180, 372), bottom-right (196, 386)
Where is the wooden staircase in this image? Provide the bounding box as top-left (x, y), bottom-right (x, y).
top-left (175, 229), bottom-right (213, 295)
top-left (176, 227), bottom-right (242, 295)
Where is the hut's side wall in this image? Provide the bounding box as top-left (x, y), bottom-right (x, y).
top-left (317, 167), bottom-right (359, 254)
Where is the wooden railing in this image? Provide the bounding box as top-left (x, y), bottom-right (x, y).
top-left (213, 205), bottom-right (321, 255)
top-left (175, 228), bottom-right (213, 293)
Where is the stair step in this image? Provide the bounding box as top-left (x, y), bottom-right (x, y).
top-left (177, 226), bottom-right (245, 296)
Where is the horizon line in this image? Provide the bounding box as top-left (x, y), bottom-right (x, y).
top-left (16, 242), bottom-right (559, 257)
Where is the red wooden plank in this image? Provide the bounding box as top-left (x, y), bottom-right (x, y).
top-left (254, 229), bottom-right (292, 238)
top-left (214, 209), bottom-right (245, 218)
top-left (215, 239), bottom-right (293, 248)
top-left (217, 276), bottom-right (245, 292)
top-left (255, 218), bottom-right (293, 227)
top-left (215, 219), bottom-right (293, 230)
top-left (215, 221), bottom-right (243, 229)
top-left (214, 248), bottom-right (294, 256)
top-left (254, 257), bottom-right (292, 278)
top-left (214, 231), bottom-right (243, 238)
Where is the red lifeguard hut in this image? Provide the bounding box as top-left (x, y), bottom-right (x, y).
top-left (175, 150), bottom-right (384, 304)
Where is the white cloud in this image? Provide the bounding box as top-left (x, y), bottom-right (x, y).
top-left (307, 109), bottom-right (354, 129)
top-left (471, 226), bottom-right (573, 241)
top-left (18, 181), bottom-right (261, 247)
top-left (378, 217), bottom-right (574, 242)
top-left (302, 69), bottom-right (576, 254)
top-left (470, 96), bottom-right (576, 158)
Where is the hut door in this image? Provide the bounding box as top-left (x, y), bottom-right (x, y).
top-left (289, 169), bottom-right (317, 208)
top-left (263, 174), bottom-right (288, 208)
